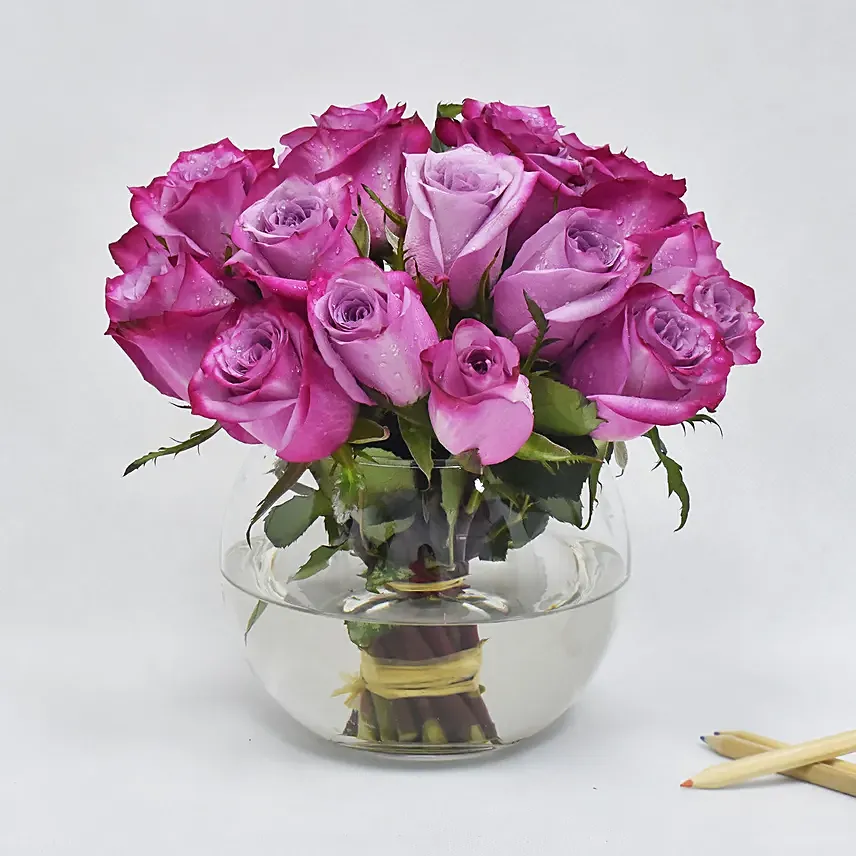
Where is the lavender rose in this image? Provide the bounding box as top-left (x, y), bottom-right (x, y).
top-left (130, 140), bottom-right (274, 260)
top-left (230, 175), bottom-right (358, 300)
top-left (189, 300), bottom-right (356, 462)
top-left (279, 96), bottom-right (430, 245)
top-left (106, 245), bottom-right (236, 400)
top-left (686, 276), bottom-right (762, 366)
top-left (403, 144), bottom-right (537, 308)
top-left (421, 320), bottom-right (533, 465)
top-left (308, 258), bottom-right (439, 406)
top-left (562, 284), bottom-right (733, 440)
top-left (493, 207), bottom-right (649, 356)
top-left (437, 99), bottom-right (686, 253)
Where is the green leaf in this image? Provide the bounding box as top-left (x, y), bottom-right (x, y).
top-left (455, 450), bottom-right (483, 475)
top-left (349, 195), bottom-right (371, 257)
top-left (515, 432), bottom-right (601, 464)
top-left (529, 375), bottom-right (602, 437)
top-left (363, 563), bottom-right (413, 593)
top-left (384, 223), bottom-right (406, 271)
top-left (414, 271), bottom-right (451, 338)
top-left (123, 422), bottom-right (221, 476)
top-left (246, 461), bottom-right (308, 545)
top-left (614, 440), bottom-right (629, 475)
top-left (264, 493), bottom-right (323, 548)
top-left (646, 427), bottom-right (691, 531)
top-left (358, 448), bottom-right (418, 498)
top-left (436, 102), bottom-right (463, 120)
top-left (521, 293), bottom-right (550, 373)
top-left (349, 417), bottom-right (390, 445)
top-left (539, 497), bottom-right (583, 527)
top-left (292, 543), bottom-right (346, 581)
top-left (475, 248), bottom-right (501, 325)
top-left (346, 620), bottom-right (391, 649)
top-left (681, 413), bottom-right (723, 436)
top-left (244, 600), bottom-right (268, 642)
top-left (394, 397), bottom-right (431, 427)
top-left (362, 514), bottom-right (416, 544)
top-left (398, 414), bottom-right (433, 480)
top-left (361, 184), bottom-right (406, 229)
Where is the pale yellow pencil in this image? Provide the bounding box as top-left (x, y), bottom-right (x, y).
top-left (719, 731), bottom-right (856, 775)
top-left (682, 728), bottom-right (856, 789)
top-left (701, 733), bottom-right (856, 797)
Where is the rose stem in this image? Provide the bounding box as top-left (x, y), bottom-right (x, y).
top-left (414, 698), bottom-right (447, 744)
top-left (416, 626), bottom-right (479, 743)
top-left (371, 636), bottom-right (418, 743)
top-left (343, 709), bottom-right (359, 737)
top-left (457, 624), bottom-right (498, 741)
top-left (357, 690), bottom-right (379, 742)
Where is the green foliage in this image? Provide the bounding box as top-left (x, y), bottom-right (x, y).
top-left (681, 413), bottom-right (723, 436)
top-left (361, 514), bottom-right (416, 545)
top-left (614, 440), bottom-right (629, 475)
top-left (348, 417), bottom-right (390, 445)
top-left (538, 497), bottom-right (583, 527)
top-left (398, 414), bottom-right (433, 480)
top-left (346, 620), bottom-right (391, 649)
top-left (363, 563), bottom-right (413, 593)
top-left (455, 450), bottom-right (483, 474)
top-left (515, 432), bottom-right (601, 464)
top-left (474, 249), bottom-right (501, 325)
top-left (361, 184), bottom-right (406, 229)
top-left (441, 467), bottom-right (469, 562)
top-left (645, 427), bottom-right (691, 531)
top-left (414, 270), bottom-right (452, 338)
top-left (529, 375), bottom-right (602, 437)
top-left (348, 195), bottom-right (371, 257)
top-left (244, 600), bottom-right (267, 642)
top-left (521, 293), bottom-right (550, 373)
top-left (246, 461), bottom-right (308, 545)
top-left (292, 542), bottom-right (346, 580)
top-left (264, 492), bottom-right (327, 549)
top-left (358, 448), bottom-right (419, 498)
top-left (123, 422), bottom-right (221, 476)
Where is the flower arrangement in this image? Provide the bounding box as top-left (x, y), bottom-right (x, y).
top-left (107, 96), bottom-right (762, 749)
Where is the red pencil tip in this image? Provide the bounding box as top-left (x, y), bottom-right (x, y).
top-left (680, 779), bottom-right (694, 788)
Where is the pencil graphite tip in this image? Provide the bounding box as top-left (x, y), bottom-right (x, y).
top-left (713, 731), bottom-right (720, 736)
top-left (700, 735), bottom-right (707, 743)
top-left (680, 779), bottom-right (694, 789)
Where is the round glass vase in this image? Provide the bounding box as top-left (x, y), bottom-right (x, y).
top-left (221, 448), bottom-right (629, 757)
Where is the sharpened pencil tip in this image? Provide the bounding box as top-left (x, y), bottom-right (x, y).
top-left (700, 735), bottom-right (707, 743)
top-left (713, 731), bottom-right (720, 736)
top-left (680, 779), bottom-right (694, 789)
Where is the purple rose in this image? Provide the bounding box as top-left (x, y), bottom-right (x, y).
top-left (308, 258), bottom-right (439, 406)
top-left (229, 175), bottom-right (358, 301)
top-left (278, 96), bottom-right (430, 245)
top-left (189, 299), bottom-right (357, 462)
top-left (109, 225), bottom-right (169, 272)
top-left (437, 99), bottom-right (686, 253)
top-left (686, 275), bottom-right (762, 366)
top-left (562, 284), bottom-right (733, 440)
top-left (421, 320), bottom-right (533, 465)
top-left (106, 246), bottom-right (236, 400)
top-left (130, 140), bottom-right (275, 260)
top-left (493, 207), bottom-right (650, 356)
top-left (403, 144), bottom-right (537, 308)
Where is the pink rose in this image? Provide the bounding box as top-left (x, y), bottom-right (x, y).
top-left (278, 96), bottom-right (430, 245)
top-left (229, 175), bottom-right (358, 302)
top-left (188, 299), bottom-right (356, 461)
top-left (493, 207), bottom-right (649, 357)
top-left (437, 99), bottom-right (686, 254)
top-left (130, 140), bottom-right (275, 260)
top-left (309, 258), bottom-right (438, 406)
top-left (562, 284), bottom-right (733, 441)
top-left (106, 245), bottom-right (237, 400)
top-left (686, 275), bottom-right (762, 366)
top-left (403, 144), bottom-right (537, 308)
top-left (421, 320), bottom-right (533, 465)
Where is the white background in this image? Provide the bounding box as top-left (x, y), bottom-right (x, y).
top-left (2, 0), bottom-right (855, 852)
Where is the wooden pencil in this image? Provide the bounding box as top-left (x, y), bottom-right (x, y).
top-left (681, 728), bottom-right (856, 789)
top-left (718, 731), bottom-right (856, 775)
top-left (700, 733), bottom-right (856, 798)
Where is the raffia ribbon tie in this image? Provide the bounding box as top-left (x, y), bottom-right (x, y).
top-left (332, 641), bottom-right (485, 708)
top-left (386, 577), bottom-right (467, 593)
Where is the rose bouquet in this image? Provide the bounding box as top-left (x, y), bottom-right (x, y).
top-left (107, 96), bottom-right (761, 750)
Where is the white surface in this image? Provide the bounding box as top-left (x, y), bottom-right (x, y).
top-left (3, 0), bottom-right (855, 852)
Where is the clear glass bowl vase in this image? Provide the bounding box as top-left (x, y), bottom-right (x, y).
top-left (221, 447), bottom-right (630, 756)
